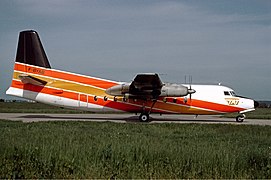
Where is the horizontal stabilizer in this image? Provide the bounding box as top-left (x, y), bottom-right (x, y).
top-left (18, 74), bottom-right (47, 86)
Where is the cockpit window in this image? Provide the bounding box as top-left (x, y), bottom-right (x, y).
top-left (224, 91), bottom-right (230, 96)
top-left (230, 91), bottom-right (236, 96)
top-left (224, 91), bottom-right (237, 96)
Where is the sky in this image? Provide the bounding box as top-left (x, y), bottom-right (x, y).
top-left (0, 0), bottom-right (270, 100)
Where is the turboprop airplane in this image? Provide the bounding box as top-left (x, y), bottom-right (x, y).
top-left (6, 30), bottom-right (258, 122)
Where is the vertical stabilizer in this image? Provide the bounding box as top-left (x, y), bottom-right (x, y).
top-left (16, 30), bottom-right (51, 68)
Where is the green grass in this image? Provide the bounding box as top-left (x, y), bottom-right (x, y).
top-left (0, 120), bottom-right (270, 178)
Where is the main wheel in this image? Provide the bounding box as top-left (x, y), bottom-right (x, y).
top-left (236, 114), bottom-right (245, 123)
top-left (139, 113), bottom-right (149, 122)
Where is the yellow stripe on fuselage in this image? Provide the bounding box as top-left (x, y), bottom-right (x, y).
top-left (13, 71), bottom-right (109, 97)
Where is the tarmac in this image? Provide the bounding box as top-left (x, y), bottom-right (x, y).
top-left (1, 113), bottom-right (271, 126)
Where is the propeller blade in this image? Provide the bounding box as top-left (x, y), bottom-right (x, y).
top-left (188, 75), bottom-right (196, 100)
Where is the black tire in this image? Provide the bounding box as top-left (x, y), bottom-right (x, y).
top-left (236, 114), bottom-right (245, 122)
top-left (139, 113), bottom-right (149, 122)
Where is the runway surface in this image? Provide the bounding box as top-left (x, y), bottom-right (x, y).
top-left (1, 113), bottom-right (270, 125)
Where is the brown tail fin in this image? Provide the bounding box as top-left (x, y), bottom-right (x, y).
top-left (16, 30), bottom-right (51, 68)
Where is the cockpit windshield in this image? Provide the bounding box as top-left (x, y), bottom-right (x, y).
top-left (230, 91), bottom-right (236, 96)
top-left (224, 91), bottom-right (237, 97)
top-left (224, 91), bottom-right (230, 96)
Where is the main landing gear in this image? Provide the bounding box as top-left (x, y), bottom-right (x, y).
top-left (139, 113), bottom-right (150, 122)
top-left (236, 114), bottom-right (246, 123)
top-left (139, 100), bottom-right (157, 122)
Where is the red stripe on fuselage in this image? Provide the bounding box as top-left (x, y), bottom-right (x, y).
top-left (10, 80), bottom-right (145, 113)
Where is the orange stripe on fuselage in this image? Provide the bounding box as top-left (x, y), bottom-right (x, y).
top-left (12, 71), bottom-right (107, 97)
top-left (14, 63), bottom-right (118, 89)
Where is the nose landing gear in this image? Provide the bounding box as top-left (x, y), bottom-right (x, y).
top-left (236, 114), bottom-right (246, 122)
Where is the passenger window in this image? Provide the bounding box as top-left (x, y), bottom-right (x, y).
top-left (94, 96), bottom-right (98, 101)
top-left (224, 91), bottom-right (230, 96)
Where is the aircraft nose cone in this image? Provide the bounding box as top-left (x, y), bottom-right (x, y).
top-left (254, 100), bottom-right (259, 108)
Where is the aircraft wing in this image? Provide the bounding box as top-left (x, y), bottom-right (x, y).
top-left (106, 73), bottom-right (193, 100)
top-left (18, 74), bottom-right (47, 86)
top-left (129, 73), bottom-right (163, 98)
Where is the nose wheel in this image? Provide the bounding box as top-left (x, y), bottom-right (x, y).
top-left (236, 114), bottom-right (245, 122)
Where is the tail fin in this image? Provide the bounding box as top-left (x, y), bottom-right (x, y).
top-left (16, 30), bottom-right (51, 68)
top-left (6, 30), bottom-right (51, 98)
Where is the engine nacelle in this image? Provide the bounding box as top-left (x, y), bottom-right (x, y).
top-left (105, 83), bottom-right (130, 96)
top-left (160, 84), bottom-right (189, 97)
top-left (106, 83), bottom-right (194, 98)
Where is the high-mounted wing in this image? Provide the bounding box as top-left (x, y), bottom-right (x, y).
top-left (131, 73), bottom-right (163, 90)
top-left (105, 73), bottom-right (164, 99)
top-left (105, 73), bottom-right (195, 100)
top-left (129, 73), bottom-right (163, 98)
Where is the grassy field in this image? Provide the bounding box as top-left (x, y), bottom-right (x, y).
top-left (0, 120), bottom-right (271, 179)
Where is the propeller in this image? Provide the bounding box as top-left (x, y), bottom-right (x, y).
top-left (187, 76), bottom-right (196, 100)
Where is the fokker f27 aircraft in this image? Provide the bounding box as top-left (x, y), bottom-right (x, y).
top-left (6, 30), bottom-right (258, 122)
